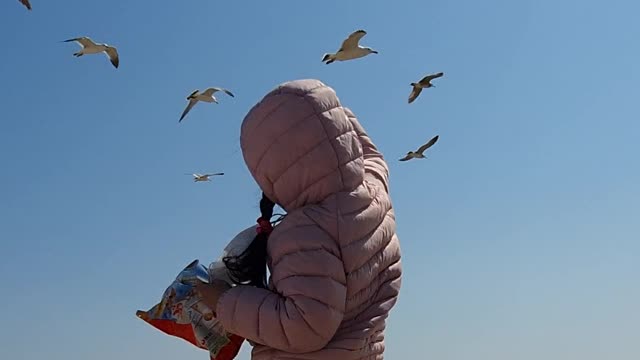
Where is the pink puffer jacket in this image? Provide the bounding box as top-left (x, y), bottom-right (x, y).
top-left (217, 79), bottom-right (402, 360)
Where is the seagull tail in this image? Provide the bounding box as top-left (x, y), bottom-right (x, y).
top-left (322, 53), bottom-right (333, 62)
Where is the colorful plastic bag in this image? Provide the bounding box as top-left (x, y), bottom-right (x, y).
top-left (136, 225), bottom-right (257, 360)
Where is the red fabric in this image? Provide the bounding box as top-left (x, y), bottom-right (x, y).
top-left (256, 217), bottom-right (273, 235)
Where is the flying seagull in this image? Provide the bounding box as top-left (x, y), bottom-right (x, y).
top-left (399, 135), bottom-right (440, 162)
top-left (322, 29), bottom-right (378, 64)
top-left (179, 87), bottom-right (234, 123)
top-left (19, 0), bottom-right (31, 10)
top-left (186, 173), bottom-right (225, 182)
top-left (408, 72), bottom-right (444, 104)
top-left (62, 37), bottom-right (119, 69)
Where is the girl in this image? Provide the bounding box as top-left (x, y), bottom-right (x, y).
top-left (196, 79), bottom-right (402, 360)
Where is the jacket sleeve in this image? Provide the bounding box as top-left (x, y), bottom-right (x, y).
top-left (344, 107), bottom-right (390, 191)
top-left (216, 229), bottom-right (347, 353)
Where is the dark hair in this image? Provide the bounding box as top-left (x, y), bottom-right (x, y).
top-left (222, 192), bottom-right (275, 288)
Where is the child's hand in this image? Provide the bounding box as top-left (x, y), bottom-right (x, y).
top-left (194, 279), bottom-right (232, 313)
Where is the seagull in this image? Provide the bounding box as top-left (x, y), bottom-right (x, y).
top-left (62, 37), bottom-right (119, 69)
top-left (19, 0), bottom-right (31, 10)
top-left (186, 173), bottom-right (225, 182)
top-left (322, 30), bottom-right (378, 64)
top-left (408, 72), bottom-right (444, 104)
top-left (399, 135), bottom-right (439, 162)
top-left (179, 87), bottom-right (234, 123)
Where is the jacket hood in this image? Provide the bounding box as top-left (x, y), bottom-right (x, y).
top-left (240, 79), bottom-right (365, 211)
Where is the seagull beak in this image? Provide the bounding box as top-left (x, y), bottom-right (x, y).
top-left (372, 50), bottom-right (379, 54)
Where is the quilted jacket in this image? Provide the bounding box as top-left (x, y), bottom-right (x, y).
top-left (217, 79), bottom-right (402, 360)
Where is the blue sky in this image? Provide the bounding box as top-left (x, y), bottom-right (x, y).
top-left (0, 0), bottom-right (638, 359)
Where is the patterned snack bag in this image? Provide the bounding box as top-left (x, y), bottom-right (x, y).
top-left (137, 225), bottom-right (258, 360)
top-left (136, 259), bottom-right (244, 360)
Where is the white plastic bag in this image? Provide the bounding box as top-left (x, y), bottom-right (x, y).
top-left (208, 224), bottom-right (257, 284)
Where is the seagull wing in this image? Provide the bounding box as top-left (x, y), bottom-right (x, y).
top-left (203, 172), bottom-right (224, 177)
top-left (340, 29), bottom-right (367, 51)
top-left (203, 87), bottom-right (234, 98)
top-left (399, 154), bottom-right (412, 162)
top-left (419, 72), bottom-right (444, 85)
top-left (63, 37), bottom-right (96, 48)
top-left (187, 89), bottom-right (200, 99)
top-left (221, 88), bottom-right (234, 97)
top-left (179, 99), bottom-right (198, 123)
top-left (201, 88), bottom-right (217, 96)
top-left (408, 86), bottom-right (422, 104)
top-left (104, 46), bottom-right (119, 68)
top-left (416, 135), bottom-right (440, 154)
top-left (20, 0), bottom-right (31, 10)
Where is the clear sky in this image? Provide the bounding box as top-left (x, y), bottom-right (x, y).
top-left (0, 0), bottom-right (638, 359)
